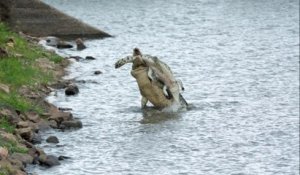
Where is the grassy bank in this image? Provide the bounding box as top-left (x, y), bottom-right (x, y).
top-left (0, 23), bottom-right (63, 112)
top-left (0, 22), bottom-right (65, 174)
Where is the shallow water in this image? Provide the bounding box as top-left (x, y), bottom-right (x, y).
top-left (30, 0), bottom-right (299, 174)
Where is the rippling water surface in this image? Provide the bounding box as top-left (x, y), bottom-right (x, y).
top-left (30, 0), bottom-right (299, 174)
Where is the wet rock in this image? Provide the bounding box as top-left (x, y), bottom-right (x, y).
top-left (76, 38), bottom-right (86, 51)
top-left (61, 120), bottom-right (82, 129)
top-left (85, 56), bottom-right (96, 60)
top-left (39, 155), bottom-right (60, 167)
top-left (65, 84), bottom-right (79, 95)
top-left (58, 155), bottom-right (70, 160)
top-left (0, 83), bottom-right (10, 93)
top-left (48, 120), bottom-right (58, 129)
top-left (10, 153), bottom-right (33, 165)
top-left (58, 107), bottom-right (72, 111)
top-left (36, 120), bottom-right (51, 131)
top-left (57, 42), bottom-right (73, 49)
top-left (46, 136), bottom-right (59, 144)
top-left (94, 70), bottom-right (102, 75)
top-left (31, 133), bottom-right (42, 144)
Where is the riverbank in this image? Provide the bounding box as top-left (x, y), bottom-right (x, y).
top-left (0, 22), bottom-right (79, 175)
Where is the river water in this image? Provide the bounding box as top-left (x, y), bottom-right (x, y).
top-left (29, 0), bottom-right (299, 174)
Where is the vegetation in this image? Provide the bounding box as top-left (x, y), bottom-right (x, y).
top-left (0, 22), bottom-right (62, 112)
top-left (0, 22), bottom-right (62, 162)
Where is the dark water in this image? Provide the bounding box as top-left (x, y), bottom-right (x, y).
top-left (30, 0), bottom-right (299, 174)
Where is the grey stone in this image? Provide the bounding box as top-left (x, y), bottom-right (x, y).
top-left (46, 136), bottom-right (59, 144)
top-left (61, 120), bottom-right (82, 128)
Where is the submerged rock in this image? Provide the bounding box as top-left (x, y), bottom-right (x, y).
top-left (46, 136), bottom-right (59, 144)
top-left (60, 120), bottom-right (82, 129)
top-left (94, 70), bottom-right (102, 75)
top-left (39, 155), bottom-right (60, 167)
top-left (85, 56), bottom-right (96, 60)
top-left (65, 84), bottom-right (79, 95)
top-left (76, 38), bottom-right (86, 50)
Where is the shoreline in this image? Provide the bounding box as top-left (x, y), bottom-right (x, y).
top-left (0, 23), bottom-right (81, 175)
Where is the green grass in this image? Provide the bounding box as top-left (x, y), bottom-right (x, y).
top-left (0, 135), bottom-right (28, 154)
top-left (0, 22), bottom-right (63, 113)
top-left (0, 117), bottom-right (15, 133)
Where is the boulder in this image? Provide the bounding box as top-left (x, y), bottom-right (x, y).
top-left (17, 121), bottom-right (30, 128)
top-left (31, 133), bottom-right (42, 144)
top-left (46, 136), bottom-right (59, 144)
top-left (39, 155), bottom-right (60, 167)
top-left (25, 112), bottom-right (40, 123)
top-left (48, 120), bottom-right (58, 129)
top-left (0, 107), bottom-right (20, 124)
top-left (65, 84), bottom-right (79, 95)
top-left (16, 128), bottom-right (33, 141)
top-left (10, 153), bottom-right (33, 165)
top-left (49, 111), bottom-right (73, 124)
top-left (76, 38), bottom-right (86, 50)
top-left (60, 120), bottom-right (82, 129)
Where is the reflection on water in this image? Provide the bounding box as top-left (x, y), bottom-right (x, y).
top-left (30, 0), bottom-right (300, 174)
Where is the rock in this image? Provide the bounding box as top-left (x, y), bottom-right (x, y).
top-left (0, 107), bottom-right (20, 124)
top-left (10, 153), bottom-right (33, 165)
top-left (46, 136), bottom-right (59, 144)
top-left (76, 38), bottom-right (86, 50)
top-left (58, 107), bottom-right (72, 111)
top-left (17, 121), bottom-right (30, 128)
top-left (85, 56), bottom-right (96, 60)
top-left (57, 41), bottom-right (73, 49)
top-left (45, 36), bottom-right (60, 46)
top-left (58, 155), bottom-right (70, 160)
top-left (0, 131), bottom-right (17, 143)
top-left (31, 133), bottom-right (42, 144)
top-left (69, 56), bottom-right (84, 61)
top-left (0, 83), bottom-right (10, 93)
top-left (51, 80), bottom-right (71, 89)
top-left (49, 111), bottom-right (73, 124)
top-left (61, 120), bottom-right (82, 129)
top-left (48, 120), bottom-right (58, 129)
top-left (9, 158), bottom-right (24, 171)
top-left (94, 70), bottom-right (102, 75)
top-left (0, 147), bottom-right (8, 159)
top-left (25, 112), bottom-right (40, 123)
top-left (39, 155), bottom-right (60, 167)
top-left (17, 128), bottom-right (33, 141)
top-left (65, 84), bottom-right (79, 95)
top-left (36, 120), bottom-right (51, 131)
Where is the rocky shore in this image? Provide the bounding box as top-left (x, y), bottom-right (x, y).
top-left (0, 23), bottom-right (83, 175)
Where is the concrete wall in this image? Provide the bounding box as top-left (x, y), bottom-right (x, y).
top-left (0, 0), bottom-right (111, 39)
